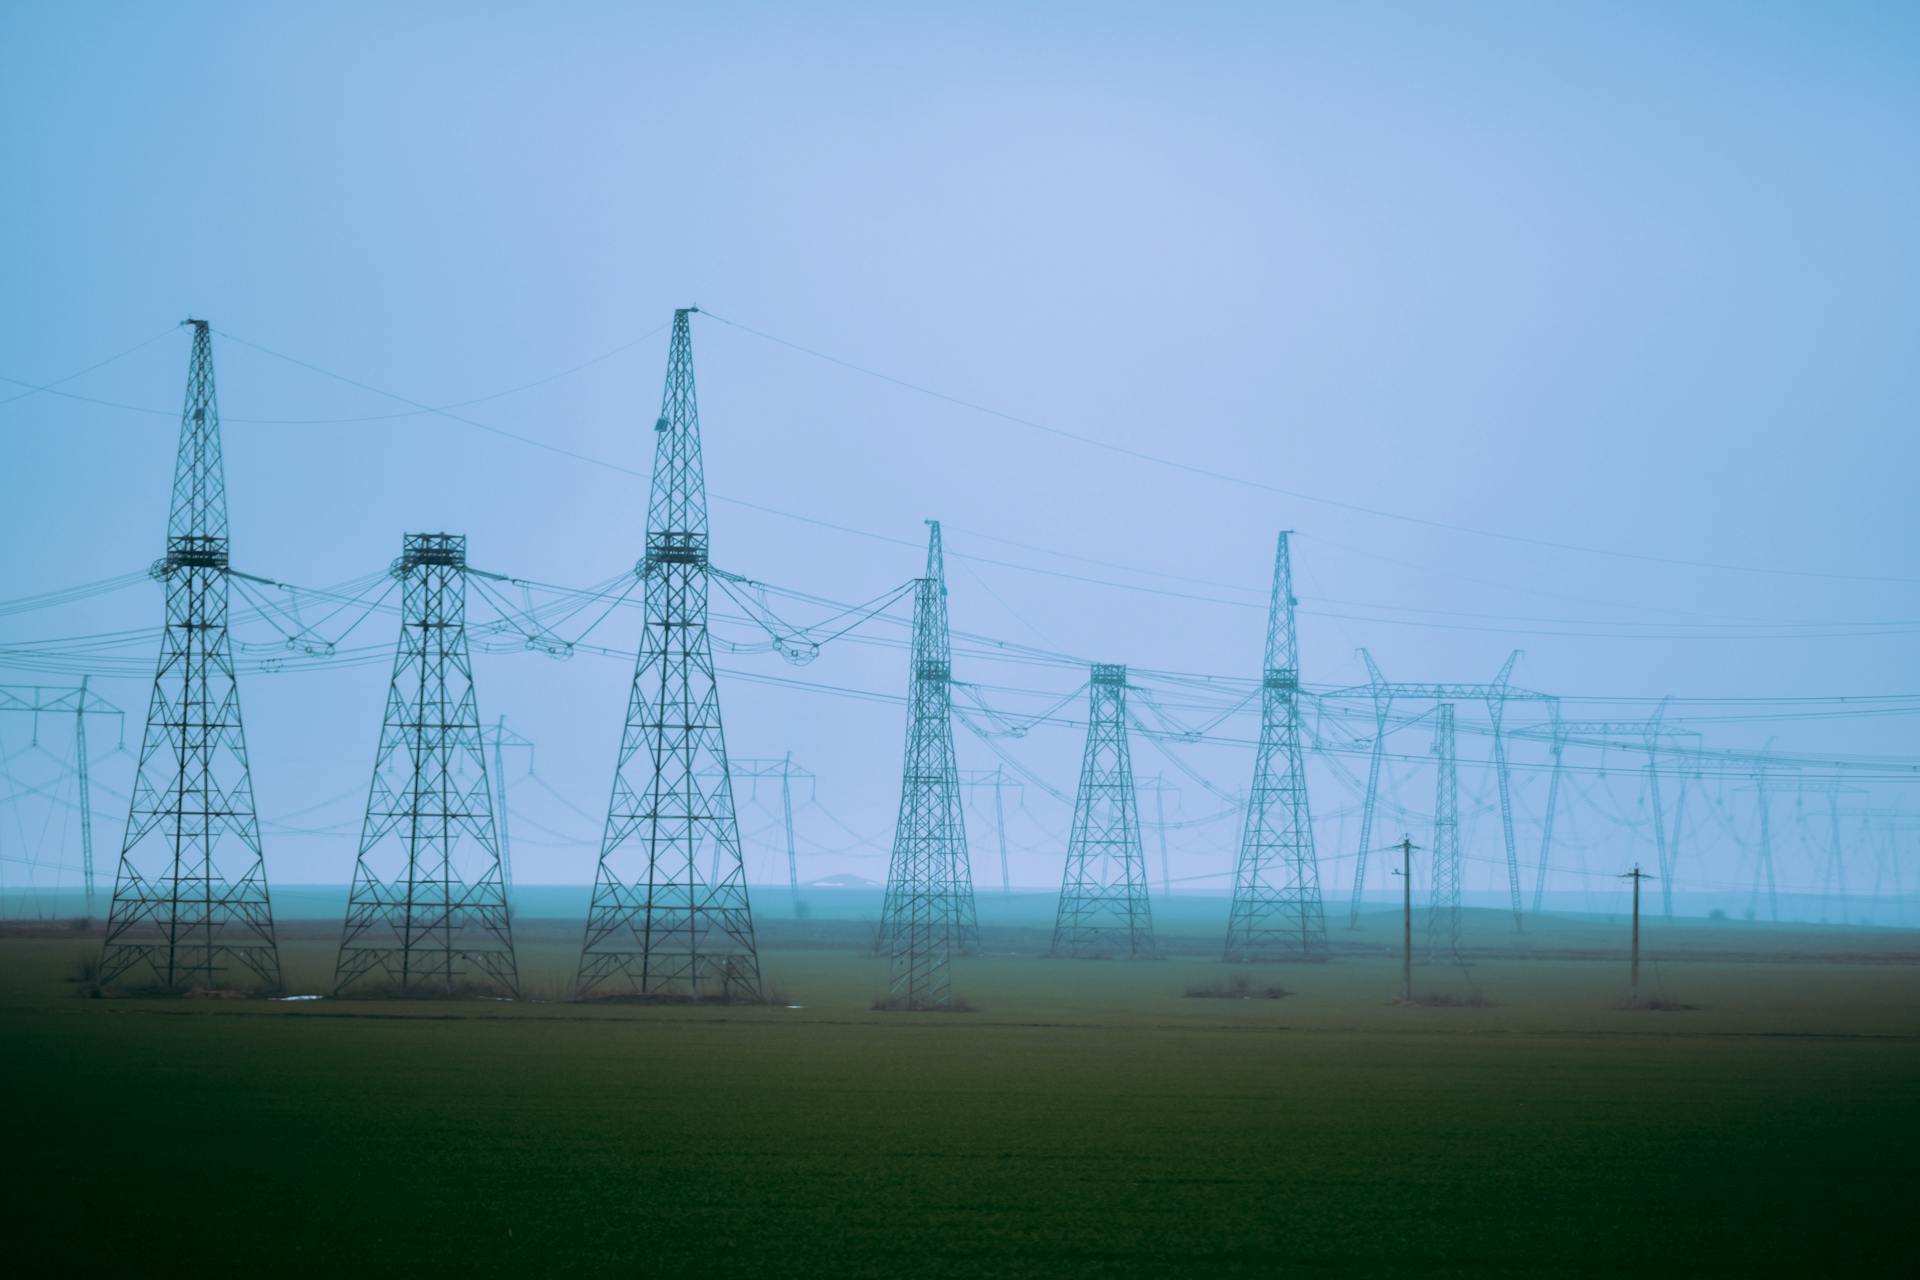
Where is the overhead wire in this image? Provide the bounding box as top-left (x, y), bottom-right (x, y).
top-left (693, 308), bottom-right (1920, 587)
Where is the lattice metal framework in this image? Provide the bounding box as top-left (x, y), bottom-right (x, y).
top-left (1426, 703), bottom-right (1462, 962)
top-left (1225, 532), bottom-right (1328, 960)
top-left (484, 715), bottom-right (534, 900)
top-left (1750, 762), bottom-right (1780, 922)
top-left (1052, 664), bottom-right (1155, 957)
top-left (878, 521), bottom-right (978, 1007)
top-left (1515, 703), bottom-right (1702, 919)
top-left (1346, 651), bottom-right (1393, 929)
top-left (956, 769), bottom-right (1019, 898)
top-left (1835, 808), bottom-right (1913, 929)
top-left (0, 681), bottom-right (123, 919)
top-left (335, 533), bottom-right (518, 996)
top-left (576, 309), bottom-right (762, 999)
top-left (1768, 780), bottom-right (1866, 924)
top-left (733, 755), bottom-right (815, 918)
top-left (100, 321), bottom-right (281, 990)
top-left (1338, 650), bottom-right (1548, 932)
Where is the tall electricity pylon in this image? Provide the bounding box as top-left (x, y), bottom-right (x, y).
top-left (1753, 770), bottom-right (1779, 922)
top-left (733, 756), bottom-right (817, 918)
top-left (878, 522), bottom-right (977, 1008)
top-left (957, 769), bottom-right (1021, 897)
top-left (1426, 703), bottom-right (1462, 963)
top-left (1835, 808), bottom-right (1914, 928)
top-left (576, 309), bottom-right (762, 1000)
top-left (0, 682), bottom-right (123, 919)
top-left (1336, 651), bottom-right (1546, 932)
top-left (1485, 662), bottom-right (1523, 930)
top-left (100, 321), bottom-right (281, 991)
top-left (1346, 651), bottom-right (1392, 928)
top-left (1530, 700), bottom-right (1566, 916)
top-left (1738, 746), bottom-right (1781, 922)
top-left (1516, 704), bottom-right (1701, 919)
top-left (1052, 664), bottom-right (1155, 957)
top-left (484, 715), bottom-right (536, 900)
top-left (1136, 774), bottom-right (1179, 899)
top-left (1778, 780), bottom-right (1867, 923)
top-left (1225, 532), bottom-right (1328, 961)
top-left (335, 533), bottom-right (518, 997)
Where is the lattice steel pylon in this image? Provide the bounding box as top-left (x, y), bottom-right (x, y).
top-left (877, 521), bottom-right (978, 1007)
top-left (1426, 704), bottom-right (1462, 962)
top-left (1346, 651), bottom-right (1392, 928)
top-left (100, 320), bottom-right (281, 991)
top-left (1052, 664), bottom-right (1155, 957)
top-left (1224, 532), bottom-right (1329, 961)
top-left (1335, 651), bottom-right (1541, 932)
top-left (1514, 704), bottom-right (1701, 921)
top-left (335, 533), bottom-right (518, 996)
top-left (575, 309), bottom-right (761, 1000)
top-left (0, 681), bottom-right (124, 919)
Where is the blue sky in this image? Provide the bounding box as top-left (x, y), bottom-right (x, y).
top-left (1, 2), bottom-right (1915, 908)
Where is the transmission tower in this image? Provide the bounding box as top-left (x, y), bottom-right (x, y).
top-left (100, 320), bottom-right (281, 991)
top-left (1224, 532), bottom-right (1328, 961)
top-left (1052, 664), bottom-right (1155, 957)
top-left (1836, 808), bottom-right (1914, 928)
top-left (1530, 700), bottom-right (1566, 916)
top-left (1138, 774), bottom-right (1179, 899)
top-left (878, 522), bottom-right (976, 1008)
top-left (0, 681), bottom-right (123, 919)
top-left (1744, 751), bottom-right (1780, 923)
top-left (335, 534), bottom-right (518, 996)
top-left (957, 769), bottom-right (1020, 897)
top-left (1516, 704), bottom-right (1701, 919)
top-left (575, 309), bottom-right (762, 1000)
top-left (1346, 652), bottom-right (1392, 928)
top-left (1778, 780), bottom-right (1866, 923)
top-left (1337, 651), bottom-right (1546, 932)
top-left (733, 756), bottom-right (816, 918)
top-left (1426, 703), bottom-right (1462, 963)
top-left (484, 715), bottom-right (535, 901)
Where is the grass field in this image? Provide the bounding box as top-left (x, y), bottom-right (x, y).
top-left (3, 909), bottom-right (1917, 1276)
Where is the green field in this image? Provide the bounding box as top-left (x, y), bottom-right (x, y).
top-left (4, 911), bottom-right (1917, 1276)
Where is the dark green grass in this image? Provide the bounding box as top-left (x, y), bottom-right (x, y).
top-left (2, 924), bottom-right (1917, 1277)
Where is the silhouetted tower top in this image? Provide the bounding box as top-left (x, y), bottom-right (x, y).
top-left (1264, 530), bottom-right (1298, 688)
top-left (168, 318), bottom-right (230, 558)
top-left (647, 307), bottom-right (709, 566)
top-left (916, 519), bottom-right (952, 682)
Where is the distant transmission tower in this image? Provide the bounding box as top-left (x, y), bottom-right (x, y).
top-left (0, 681), bottom-right (122, 919)
top-left (1052, 664), bottom-right (1155, 957)
top-left (732, 755), bottom-right (815, 918)
top-left (485, 715), bottom-right (535, 900)
top-left (1426, 703), bottom-right (1462, 962)
top-left (575, 309), bottom-right (761, 1000)
top-left (1225, 532), bottom-right (1329, 961)
top-left (335, 533), bottom-right (518, 996)
top-left (878, 522), bottom-right (977, 1007)
top-left (1342, 652), bottom-right (1535, 932)
top-left (100, 320), bottom-right (281, 991)
top-left (1747, 752), bottom-right (1780, 923)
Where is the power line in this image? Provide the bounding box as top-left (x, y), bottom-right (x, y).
top-left (694, 308), bottom-right (1919, 587)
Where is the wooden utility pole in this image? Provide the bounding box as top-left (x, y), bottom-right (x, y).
top-left (1620, 864), bottom-right (1655, 1002)
top-left (1391, 836), bottom-right (1415, 1002)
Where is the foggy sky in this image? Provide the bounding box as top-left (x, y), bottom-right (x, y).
top-left (2, 2), bottom-right (1914, 909)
